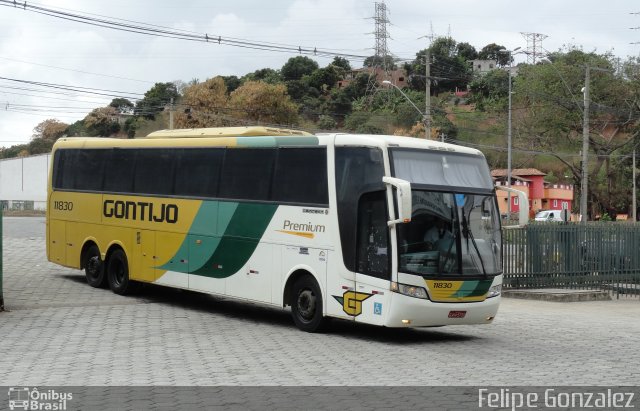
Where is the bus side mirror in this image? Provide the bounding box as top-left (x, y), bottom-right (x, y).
top-left (383, 177), bottom-right (412, 226)
top-left (496, 186), bottom-right (529, 227)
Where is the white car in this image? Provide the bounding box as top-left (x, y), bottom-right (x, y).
top-left (534, 210), bottom-right (565, 222)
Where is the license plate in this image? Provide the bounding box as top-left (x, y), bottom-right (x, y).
top-left (448, 310), bottom-right (467, 318)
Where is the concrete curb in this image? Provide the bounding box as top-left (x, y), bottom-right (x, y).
top-left (503, 288), bottom-right (612, 302)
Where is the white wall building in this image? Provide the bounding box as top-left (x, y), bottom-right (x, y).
top-left (0, 154), bottom-right (50, 211)
top-left (471, 59), bottom-right (498, 75)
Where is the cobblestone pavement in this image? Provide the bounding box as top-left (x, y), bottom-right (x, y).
top-left (1, 217), bottom-right (640, 388)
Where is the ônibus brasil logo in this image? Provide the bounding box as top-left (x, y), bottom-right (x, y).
top-left (8, 387), bottom-right (72, 411)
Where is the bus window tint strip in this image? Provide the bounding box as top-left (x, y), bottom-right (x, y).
top-left (52, 147), bottom-right (329, 206)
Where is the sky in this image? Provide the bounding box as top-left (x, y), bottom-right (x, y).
top-left (0, 0), bottom-right (638, 147)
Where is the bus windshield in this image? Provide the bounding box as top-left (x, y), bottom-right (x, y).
top-left (391, 148), bottom-right (494, 190)
top-left (397, 190), bottom-right (501, 277)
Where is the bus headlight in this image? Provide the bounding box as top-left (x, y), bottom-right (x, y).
top-left (391, 282), bottom-right (429, 299)
top-left (487, 284), bottom-right (502, 298)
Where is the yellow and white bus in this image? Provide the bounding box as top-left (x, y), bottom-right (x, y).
top-left (47, 126), bottom-right (505, 332)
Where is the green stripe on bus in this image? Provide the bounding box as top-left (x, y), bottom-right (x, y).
top-left (190, 202), bottom-right (278, 278)
top-left (452, 280), bottom-right (493, 298)
top-left (235, 136), bottom-right (319, 147)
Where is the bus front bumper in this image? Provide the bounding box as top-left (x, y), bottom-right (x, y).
top-left (384, 292), bottom-right (501, 327)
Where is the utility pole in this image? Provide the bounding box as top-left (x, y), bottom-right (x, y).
top-left (169, 98), bottom-right (175, 130)
top-left (499, 47), bottom-right (521, 218)
top-left (634, 148), bottom-right (637, 222)
top-left (581, 66), bottom-right (590, 223)
top-left (425, 50), bottom-right (431, 139)
top-left (507, 65), bottom-right (513, 216)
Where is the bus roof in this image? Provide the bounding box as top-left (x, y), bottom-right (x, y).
top-left (52, 129), bottom-right (483, 158)
top-left (328, 133), bottom-right (484, 157)
top-left (146, 126), bottom-right (312, 138)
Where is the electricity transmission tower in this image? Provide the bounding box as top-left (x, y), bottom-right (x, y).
top-left (364, 1), bottom-right (392, 97)
top-left (521, 32), bottom-right (548, 64)
top-left (374, 1), bottom-right (391, 72)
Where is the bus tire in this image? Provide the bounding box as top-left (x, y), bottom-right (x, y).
top-left (106, 248), bottom-right (138, 295)
top-left (291, 275), bottom-right (326, 333)
top-left (84, 244), bottom-right (106, 288)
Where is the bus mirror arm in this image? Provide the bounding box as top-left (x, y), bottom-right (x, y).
top-left (383, 177), bottom-right (412, 226)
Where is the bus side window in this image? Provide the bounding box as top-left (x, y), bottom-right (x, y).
top-left (356, 191), bottom-right (390, 279)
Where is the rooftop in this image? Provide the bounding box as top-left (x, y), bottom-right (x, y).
top-left (491, 168), bottom-right (547, 177)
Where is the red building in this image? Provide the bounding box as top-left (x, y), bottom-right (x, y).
top-left (491, 168), bottom-right (574, 215)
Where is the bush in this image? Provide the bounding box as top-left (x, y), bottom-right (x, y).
top-left (317, 115), bottom-right (337, 130)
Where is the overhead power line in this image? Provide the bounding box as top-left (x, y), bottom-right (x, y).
top-left (0, 56), bottom-right (154, 84)
top-left (0, 76), bottom-right (143, 100)
top-left (0, 0), bottom-right (372, 61)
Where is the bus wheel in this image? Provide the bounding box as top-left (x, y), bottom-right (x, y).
top-left (291, 276), bottom-right (326, 333)
top-left (84, 244), bottom-right (106, 288)
top-left (106, 249), bottom-right (137, 295)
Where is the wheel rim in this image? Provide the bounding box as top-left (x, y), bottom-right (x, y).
top-left (296, 288), bottom-right (316, 322)
top-left (86, 255), bottom-right (101, 280)
top-left (111, 259), bottom-right (125, 286)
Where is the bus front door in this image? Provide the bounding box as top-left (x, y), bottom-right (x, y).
top-left (353, 191), bottom-right (390, 326)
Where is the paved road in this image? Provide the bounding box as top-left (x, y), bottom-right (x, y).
top-left (1, 218), bottom-right (639, 392)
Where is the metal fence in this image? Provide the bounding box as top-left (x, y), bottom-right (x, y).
top-left (503, 222), bottom-right (640, 298)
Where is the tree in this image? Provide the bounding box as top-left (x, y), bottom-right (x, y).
top-left (479, 43), bottom-right (510, 66)
top-left (286, 79), bottom-right (317, 102)
top-left (468, 69), bottom-right (510, 111)
top-left (305, 65), bottom-right (340, 92)
top-left (281, 56), bottom-right (319, 81)
top-left (32, 119), bottom-right (68, 141)
top-left (175, 76), bottom-right (229, 128)
top-left (123, 117), bottom-right (138, 139)
top-left (109, 98), bottom-right (134, 114)
top-left (65, 120), bottom-right (86, 137)
top-left (135, 82), bottom-right (179, 120)
top-left (406, 39), bottom-right (471, 94)
top-left (0, 144), bottom-right (28, 159)
top-left (28, 138), bottom-right (54, 154)
top-left (242, 68), bottom-right (282, 84)
top-left (513, 49), bottom-right (640, 217)
top-left (456, 42), bottom-right (478, 61)
top-left (325, 88), bottom-right (353, 119)
top-left (316, 115), bottom-right (337, 130)
top-left (222, 75), bottom-right (241, 93)
top-left (331, 56), bottom-right (351, 71)
top-left (84, 107), bottom-right (120, 137)
top-left (228, 81), bottom-right (299, 125)
top-left (363, 55), bottom-right (396, 70)
top-left (343, 72), bottom-right (372, 100)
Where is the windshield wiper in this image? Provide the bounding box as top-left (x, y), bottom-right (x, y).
top-left (461, 208), bottom-right (487, 276)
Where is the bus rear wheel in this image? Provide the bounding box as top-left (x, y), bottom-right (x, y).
top-left (84, 244), bottom-right (106, 288)
top-left (106, 249), bottom-right (138, 295)
top-left (291, 276), bottom-right (326, 333)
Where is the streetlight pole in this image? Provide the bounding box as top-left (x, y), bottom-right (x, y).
top-left (382, 80), bottom-right (428, 138)
top-left (425, 51), bottom-right (431, 139)
top-left (581, 66), bottom-right (590, 223)
top-left (499, 47), bottom-right (521, 217)
top-left (580, 65), bottom-right (610, 223)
